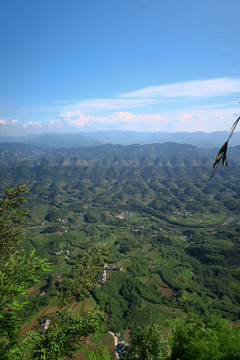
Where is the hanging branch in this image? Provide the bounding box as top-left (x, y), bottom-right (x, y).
top-left (209, 112), bottom-right (240, 180)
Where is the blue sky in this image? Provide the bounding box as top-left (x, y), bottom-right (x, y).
top-left (0, 0), bottom-right (240, 135)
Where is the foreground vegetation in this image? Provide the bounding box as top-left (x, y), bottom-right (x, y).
top-left (1, 142), bottom-right (240, 359)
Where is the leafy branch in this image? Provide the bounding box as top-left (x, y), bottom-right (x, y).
top-left (209, 110), bottom-right (240, 180)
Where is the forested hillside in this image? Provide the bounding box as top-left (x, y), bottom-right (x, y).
top-left (1, 142), bottom-right (240, 359)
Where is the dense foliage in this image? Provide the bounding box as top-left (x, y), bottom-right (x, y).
top-left (169, 315), bottom-right (240, 360)
top-left (121, 324), bottom-right (168, 360)
top-left (1, 142), bottom-right (240, 359)
top-left (0, 185), bottom-right (109, 359)
top-left (0, 185), bottom-right (49, 357)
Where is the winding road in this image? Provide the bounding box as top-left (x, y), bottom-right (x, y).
top-left (109, 331), bottom-right (119, 359)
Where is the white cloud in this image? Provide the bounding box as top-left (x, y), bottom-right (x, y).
top-left (16, 77), bottom-right (240, 133)
top-left (181, 114), bottom-right (192, 121)
top-left (22, 121), bottom-right (42, 128)
top-left (50, 103), bottom-right (240, 132)
top-left (47, 119), bottom-right (62, 128)
top-left (120, 78), bottom-right (240, 99)
top-left (10, 119), bottom-right (18, 124)
top-left (57, 111), bottom-right (166, 131)
top-left (162, 107), bottom-right (240, 132)
top-left (0, 119), bottom-right (17, 126)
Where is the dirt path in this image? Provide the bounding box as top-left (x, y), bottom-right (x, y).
top-left (109, 331), bottom-right (119, 359)
top-left (102, 263), bottom-right (107, 283)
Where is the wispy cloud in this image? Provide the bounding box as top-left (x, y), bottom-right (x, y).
top-left (120, 78), bottom-right (240, 99)
top-left (191, 101), bottom-right (239, 111)
top-left (12, 77), bottom-right (240, 133)
top-left (26, 98), bottom-right (158, 114)
top-left (23, 78), bottom-right (240, 117)
top-left (67, 98), bottom-right (157, 111)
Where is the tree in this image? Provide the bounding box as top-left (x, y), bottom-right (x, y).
top-left (58, 243), bottom-right (110, 307)
top-left (121, 324), bottom-right (168, 360)
top-left (169, 314), bottom-right (240, 360)
top-left (0, 185), bottom-right (110, 359)
top-left (9, 309), bottom-right (105, 360)
top-left (209, 113), bottom-right (240, 180)
top-left (0, 185), bottom-right (49, 357)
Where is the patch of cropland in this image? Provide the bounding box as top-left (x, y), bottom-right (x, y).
top-left (1, 142), bottom-right (240, 336)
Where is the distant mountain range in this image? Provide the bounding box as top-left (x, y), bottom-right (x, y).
top-left (0, 130), bottom-right (240, 149)
top-left (0, 141), bottom-right (240, 168)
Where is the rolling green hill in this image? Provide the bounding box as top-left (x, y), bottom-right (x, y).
top-left (1, 142), bottom-right (240, 358)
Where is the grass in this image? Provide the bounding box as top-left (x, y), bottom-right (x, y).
top-left (178, 211), bottom-right (228, 226)
top-left (143, 301), bottom-right (183, 323)
top-left (181, 269), bottom-right (193, 279)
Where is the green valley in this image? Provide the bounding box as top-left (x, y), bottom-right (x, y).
top-left (1, 142), bottom-right (240, 359)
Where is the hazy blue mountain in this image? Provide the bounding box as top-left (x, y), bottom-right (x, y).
top-left (0, 133), bottom-right (102, 147)
top-left (24, 133), bottom-right (102, 147)
top-left (1, 131), bottom-right (240, 148)
top-left (0, 134), bottom-right (41, 143)
top-left (86, 130), bottom-right (240, 148)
